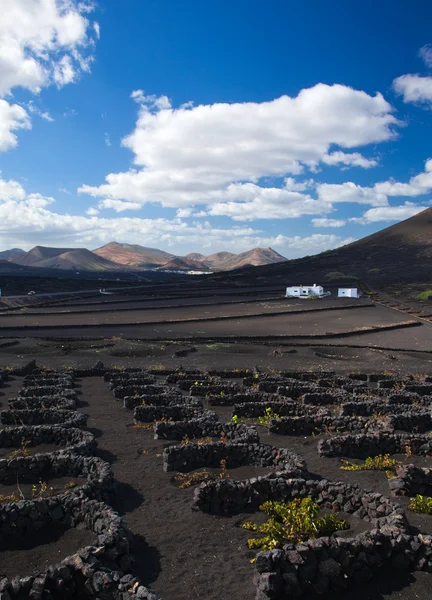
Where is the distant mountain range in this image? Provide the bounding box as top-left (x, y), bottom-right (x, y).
top-left (4, 243), bottom-right (287, 273)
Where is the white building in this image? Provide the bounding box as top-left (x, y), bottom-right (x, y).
top-left (286, 284), bottom-right (324, 298)
top-left (338, 288), bottom-right (360, 298)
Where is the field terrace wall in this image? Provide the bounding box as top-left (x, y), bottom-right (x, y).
top-left (0, 425), bottom-right (95, 461)
top-left (154, 413), bottom-right (260, 443)
top-left (389, 464), bottom-right (432, 497)
top-left (163, 441), bottom-right (306, 474)
top-left (8, 395), bottom-right (77, 410)
top-left (208, 392), bottom-right (280, 407)
top-left (134, 404), bottom-right (205, 423)
top-left (268, 415), bottom-right (390, 436)
top-left (189, 382), bottom-right (242, 397)
top-left (232, 402), bottom-right (331, 418)
top-left (0, 408), bottom-right (87, 428)
top-left (0, 453), bottom-right (113, 502)
top-left (112, 384), bottom-right (172, 399)
top-left (124, 393), bottom-right (199, 410)
top-left (192, 475), bottom-right (432, 599)
top-left (0, 496), bottom-right (139, 600)
top-left (340, 401), bottom-right (430, 417)
top-left (318, 433), bottom-right (432, 459)
top-left (18, 386), bottom-right (77, 399)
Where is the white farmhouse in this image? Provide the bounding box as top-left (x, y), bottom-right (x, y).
top-left (285, 284), bottom-right (324, 298)
top-left (338, 288), bottom-right (360, 298)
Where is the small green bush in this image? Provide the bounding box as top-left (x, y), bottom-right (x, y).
top-left (408, 495), bottom-right (432, 514)
top-left (416, 290), bottom-right (432, 301)
top-left (241, 498), bottom-right (349, 551)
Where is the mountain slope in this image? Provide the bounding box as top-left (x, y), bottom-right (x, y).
top-left (0, 248), bottom-right (25, 261)
top-left (12, 246), bottom-right (76, 266)
top-left (36, 249), bottom-right (124, 271)
top-left (160, 257), bottom-right (211, 271)
top-left (206, 247), bottom-right (287, 270)
top-left (215, 208), bottom-right (432, 286)
top-left (94, 242), bottom-right (174, 267)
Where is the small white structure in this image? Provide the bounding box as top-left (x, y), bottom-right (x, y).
top-left (286, 284), bottom-right (324, 298)
top-left (338, 288), bottom-right (360, 298)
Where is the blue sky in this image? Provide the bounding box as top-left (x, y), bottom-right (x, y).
top-left (1, 0), bottom-right (432, 257)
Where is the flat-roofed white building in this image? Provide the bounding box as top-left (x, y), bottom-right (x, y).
top-left (286, 284), bottom-right (324, 297)
top-left (338, 288), bottom-right (360, 298)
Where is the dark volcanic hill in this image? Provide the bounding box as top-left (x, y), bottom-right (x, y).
top-left (214, 247), bottom-right (287, 270)
top-left (10, 246), bottom-right (125, 271)
top-left (12, 246), bottom-right (76, 266)
top-left (185, 252), bottom-right (206, 261)
top-left (35, 249), bottom-right (124, 271)
top-left (0, 248), bottom-right (25, 261)
top-left (160, 257), bottom-right (211, 271)
top-left (184, 248), bottom-right (287, 271)
top-left (215, 207), bottom-right (432, 286)
top-left (94, 242), bottom-right (174, 268)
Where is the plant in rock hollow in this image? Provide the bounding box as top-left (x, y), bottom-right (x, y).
top-left (8, 438), bottom-right (32, 463)
top-left (340, 454), bottom-right (401, 479)
top-left (241, 497), bottom-right (349, 551)
top-left (256, 407), bottom-right (281, 427)
top-left (408, 495), bottom-right (432, 514)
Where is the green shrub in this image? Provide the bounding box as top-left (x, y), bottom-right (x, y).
top-left (416, 290), bottom-right (432, 301)
top-left (408, 495), bottom-right (432, 514)
top-left (241, 498), bottom-right (349, 551)
top-left (340, 453), bottom-right (401, 478)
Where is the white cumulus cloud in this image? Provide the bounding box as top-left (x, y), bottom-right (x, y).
top-left (80, 83), bottom-right (400, 216)
top-left (351, 202), bottom-right (428, 224)
top-left (312, 218), bottom-right (346, 228)
top-left (317, 182), bottom-right (388, 207)
top-left (0, 174), bottom-right (354, 258)
top-left (0, 0), bottom-right (99, 151)
top-left (393, 74), bottom-right (432, 106)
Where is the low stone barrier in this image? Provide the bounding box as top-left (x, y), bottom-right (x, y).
top-left (193, 474), bottom-right (406, 528)
top-left (0, 452), bottom-right (113, 502)
top-left (268, 415), bottom-right (387, 436)
top-left (0, 425), bottom-right (95, 462)
top-left (277, 385), bottom-right (322, 399)
top-left (232, 402), bottom-right (326, 419)
top-left (18, 386), bottom-right (77, 399)
top-left (163, 442), bottom-right (306, 474)
top-left (301, 391), bottom-right (348, 405)
top-left (405, 383), bottom-right (432, 396)
top-left (317, 432), bottom-right (432, 459)
top-left (123, 393), bottom-right (184, 410)
top-left (0, 496), bottom-right (136, 599)
top-left (134, 404), bottom-right (204, 423)
top-left (189, 383), bottom-right (242, 397)
top-left (245, 478), bottom-right (423, 599)
top-left (112, 384), bottom-right (169, 398)
top-left (8, 396), bottom-right (77, 410)
top-left (0, 408), bottom-right (87, 428)
top-left (389, 463), bottom-right (432, 497)
top-left (154, 415), bottom-right (259, 443)
top-left (388, 391), bottom-right (423, 405)
top-left (340, 401), bottom-right (429, 417)
top-left (23, 376), bottom-right (74, 388)
top-left (207, 392), bottom-right (280, 407)
top-left (109, 376), bottom-right (157, 389)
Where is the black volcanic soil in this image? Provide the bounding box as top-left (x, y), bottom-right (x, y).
top-left (0, 476), bottom-right (85, 500)
top-left (0, 366), bottom-right (431, 599)
top-left (0, 443), bottom-right (62, 459)
top-left (0, 525), bottom-right (97, 579)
